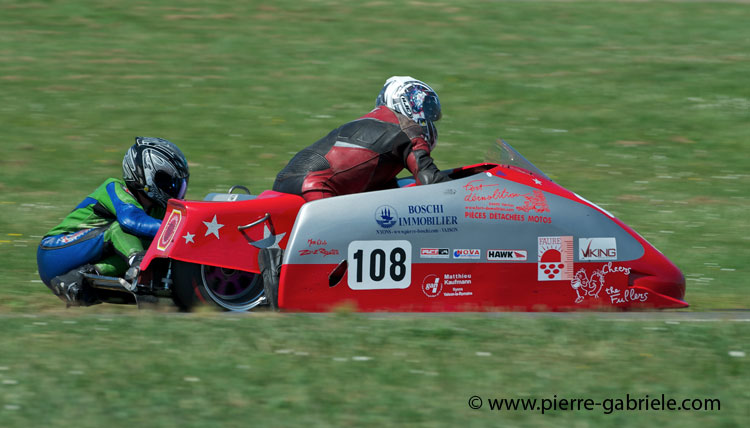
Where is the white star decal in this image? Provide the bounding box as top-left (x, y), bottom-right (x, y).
top-left (249, 225), bottom-right (286, 249)
top-left (183, 232), bottom-right (195, 244)
top-left (203, 215), bottom-right (224, 239)
top-left (533, 178), bottom-right (542, 185)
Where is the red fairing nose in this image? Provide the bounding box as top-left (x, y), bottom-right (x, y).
top-left (628, 244), bottom-right (687, 307)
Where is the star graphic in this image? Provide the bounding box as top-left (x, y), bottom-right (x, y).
top-left (183, 232), bottom-right (195, 244)
top-left (533, 178), bottom-right (542, 185)
top-left (203, 215), bottom-right (224, 239)
top-left (249, 225), bottom-right (286, 249)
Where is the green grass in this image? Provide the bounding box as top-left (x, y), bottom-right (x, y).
top-left (0, 313), bottom-right (747, 427)
top-left (1, 0), bottom-right (748, 311)
top-left (1, 0), bottom-right (749, 425)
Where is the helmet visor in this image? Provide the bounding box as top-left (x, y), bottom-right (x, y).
top-left (422, 94), bottom-right (442, 122)
top-left (154, 171), bottom-right (189, 200)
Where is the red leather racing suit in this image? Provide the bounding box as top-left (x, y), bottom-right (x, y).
top-left (273, 106), bottom-right (449, 201)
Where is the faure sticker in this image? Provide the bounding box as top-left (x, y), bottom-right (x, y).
top-left (538, 236), bottom-right (573, 281)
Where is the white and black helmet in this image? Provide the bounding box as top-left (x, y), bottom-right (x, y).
top-left (122, 137), bottom-right (190, 208)
top-left (375, 76), bottom-right (442, 149)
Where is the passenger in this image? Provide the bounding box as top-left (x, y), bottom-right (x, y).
top-left (37, 137), bottom-right (190, 306)
top-left (273, 76), bottom-right (450, 201)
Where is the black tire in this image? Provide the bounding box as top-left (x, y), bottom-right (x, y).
top-left (171, 261), bottom-right (265, 312)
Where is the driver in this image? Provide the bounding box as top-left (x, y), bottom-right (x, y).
top-left (261, 77), bottom-right (451, 309)
top-left (36, 137), bottom-right (190, 306)
top-left (273, 76), bottom-right (450, 201)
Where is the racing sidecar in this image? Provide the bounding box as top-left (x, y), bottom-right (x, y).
top-left (97, 141), bottom-right (686, 312)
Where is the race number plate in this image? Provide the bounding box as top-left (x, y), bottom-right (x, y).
top-left (347, 240), bottom-right (412, 290)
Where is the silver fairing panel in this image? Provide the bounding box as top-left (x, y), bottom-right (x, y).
top-left (283, 171), bottom-right (643, 266)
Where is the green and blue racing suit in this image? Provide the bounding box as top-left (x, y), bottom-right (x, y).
top-left (37, 178), bottom-right (165, 285)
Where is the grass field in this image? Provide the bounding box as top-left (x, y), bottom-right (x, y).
top-left (1, 0), bottom-right (748, 426)
top-left (0, 313), bottom-right (748, 427)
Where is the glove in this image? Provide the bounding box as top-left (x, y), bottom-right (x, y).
top-left (124, 251), bottom-right (146, 283)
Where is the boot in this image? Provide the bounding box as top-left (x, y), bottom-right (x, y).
top-left (49, 265), bottom-right (100, 307)
top-left (258, 248), bottom-right (283, 310)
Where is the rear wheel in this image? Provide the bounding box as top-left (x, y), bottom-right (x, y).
top-left (171, 261), bottom-right (265, 311)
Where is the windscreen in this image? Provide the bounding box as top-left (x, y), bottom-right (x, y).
top-left (485, 139), bottom-right (552, 182)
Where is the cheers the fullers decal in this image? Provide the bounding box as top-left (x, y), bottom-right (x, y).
top-left (538, 236), bottom-right (573, 281)
top-left (571, 262), bottom-right (637, 304)
top-left (605, 286), bottom-right (648, 304)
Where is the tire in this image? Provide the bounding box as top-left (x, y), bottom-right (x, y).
top-left (171, 261), bottom-right (265, 312)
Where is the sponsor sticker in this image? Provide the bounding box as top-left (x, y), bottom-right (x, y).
top-left (579, 237), bottom-right (617, 261)
top-left (462, 179), bottom-right (552, 224)
top-left (453, 248), bottom-right (481, 260)
top-left (421, 273), bottom-right (474, 297)
top-left (420, 248), bottom-right (450, 259)
top-left (487, 249), bottom-right (528, 261)
top-left (538, 236), bottom-right (573, 281)
top-left (421, 274), bottom-right (443, 297)
top-left (157, 209), bottom-right (182, 251)
top-left (374, 204), bottom-right (459, 235)
top-left (375, 205), bottom-right (398, 229)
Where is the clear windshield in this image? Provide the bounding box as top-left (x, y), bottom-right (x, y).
top-left (485, 139), bottom-right (552, 182)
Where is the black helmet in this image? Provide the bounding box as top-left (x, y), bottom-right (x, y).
top-left (122, 137), bottom-right (190, 208)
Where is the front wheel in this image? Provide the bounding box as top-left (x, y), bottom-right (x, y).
top-left (171, 261), bottom-right (265, 312)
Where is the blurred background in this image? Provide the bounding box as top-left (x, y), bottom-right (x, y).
top-left (0, 1), bottom-right (748, 426)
